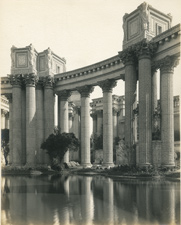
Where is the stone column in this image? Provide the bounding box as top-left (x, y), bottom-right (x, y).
top-left (159, 56), bottom-right (179, 167)
top-left (21, 86), bottom-right (26, 164)
top-left (77, 85), bottom-right (94, 167)
top-left (90, 112), bottom-right (97, 135)
top-left (99, 79), bottom-right (117, 167)
top-left (96, 110), bottom-right (103, 136)
top-left (113, 108), bottom-right (118, 138)
top-left (119, 50), bottom-right (137, 150)
top-left (1, 109), bottom-right (6, 129)
top-left (5, 94), bottom-right (13, 164)
top-left (25, 74), bottom-right (37, 166)
top-left (58, 90), bottom-right (72, 163)
top-left (36, 80), bottom-right (45, 164)
top-left (152, 67), bottom-right (158, 113)
top-left (136, 40), bottom-right (157, 167)
top-left (9, 75), bottom-right (22, 165)
top-left (73, 106), bottom-right (80, 139)
top-left (68, 102), bottom-right (74, 133)
top-left (5, 112), bottom-right (9, 129)
top-left (43, 76), bottom-right (55, 164)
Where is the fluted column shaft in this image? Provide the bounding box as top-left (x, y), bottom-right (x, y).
top-left (44, 76), bottom-right (55, 164)
top-left (58, 90), bottom-right (71, 163)
top-left (99, 79), bottom-right (116, 167)
top-left (91, 113), bottom-right (97, 135)
top-left (96, 110), bottom-right (103, 135)
top-left (1, 109), bottom-right (6, 129)
top-left (138, 53), bottom-right (152, 166)
top-left (159, 56), bottom-right (179, 167)
top-left (21, 87), bottom-right (26, 164)
top-left (5, 94), bottom-right (13, 164)
top-left (124, 61), bottom-right (137, 148)
top-left (113, 108), bottom-right (118, 138)
top-left (36, 81), bottom-right (45, 164)
top-left (5, 113), bottom-right (9, 129)
top-left (10, 75), bottom-right (22, 165)
top-left (152, 69), bottom-right (158, 113)
top-left (25, 74), bottom-right (37, 165)
top-left (77, 86), bottom-right (94, 167)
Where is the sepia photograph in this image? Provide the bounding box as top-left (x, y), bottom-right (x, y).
top-left (1, 0), bottom-right (181, 224)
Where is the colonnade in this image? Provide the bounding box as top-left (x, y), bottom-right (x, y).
top-left (119, 41), bottom-right (179, 167)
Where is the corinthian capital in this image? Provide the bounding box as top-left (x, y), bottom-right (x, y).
top-left (156, 55), bottom-right (180, 73)
top-left (98, 79), bottom-right (117, 93)
top-left (57, 90), bottom-right (72, 101)
top-left (8, 74), bottom-right (23, 86)
top-left (24, 73), bottom-right (38, 86)
top-left (135, 39), bottom-right (157, 59)
top-left (119, 47), bottom-right (136, 65)
top-left (77, 85), bottom-right (94, 97)
top-left (42, 75), bottom-right (54, 88)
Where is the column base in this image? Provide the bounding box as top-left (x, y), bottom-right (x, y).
top-left (161, 164), bottom-right (175, 168)
top-left (81, 163), bottom-right (92, 168)
top-left (138, 163), bottom-right (151, 168)
top-left (102, 163), bottom-right (115, 168)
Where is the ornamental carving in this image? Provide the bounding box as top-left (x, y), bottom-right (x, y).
top-left (42, 75), bottom-right (54, 87)
top-left (24, 73), bottom-right (38, 86)
top-left (98, 79), bottom-right (117, 93)
top-left (154, 55), bottom-right (180, 73)
top-left (4, 93), bottom-right (12, 103)
top-left (77, 85), bottom-right (94, 97)
top-left (8, 74), bottom-right (23, 86)
top-left (113, 107), bottom-right (118, 116)
top-left (58, 90), bottom-right (72, 101)
top-left (119, 47), bottom-right (136, 65)
top-left (134, 39), bottom-right (158, 58)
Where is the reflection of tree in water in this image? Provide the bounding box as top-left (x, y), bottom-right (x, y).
top-left (41, 174), bottom-right (71, 225)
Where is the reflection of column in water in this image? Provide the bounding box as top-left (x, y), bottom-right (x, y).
top-left (81, 176), bottom-right (94, 225)
top-left (64, 177), bottom-right (70, 198)
top-left (161, 182), bottom-right (175, 224)
top-left (9, 177), bottom-right (27, 224)
top-left (62, 179), bottom-right (70, 225)
top-left (136, 182), bottom-right (151, 223)
top-left (103, 178), bottom-right (114, 224)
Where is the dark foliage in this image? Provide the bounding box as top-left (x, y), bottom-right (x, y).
top-left (41, 131), bottom-right (79, 164)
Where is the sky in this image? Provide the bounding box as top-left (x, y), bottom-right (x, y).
top-left (0, 0), bottom-right (181, 100)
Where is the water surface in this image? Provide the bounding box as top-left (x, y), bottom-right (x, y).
top-left (1, 174), bottom-right (180, 225)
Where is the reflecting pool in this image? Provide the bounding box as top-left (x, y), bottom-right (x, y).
top-left (1, 174), bottom-right (180, 225)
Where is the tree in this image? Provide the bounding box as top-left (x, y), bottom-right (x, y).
top-left (41, 130), bottom-right (79, 167)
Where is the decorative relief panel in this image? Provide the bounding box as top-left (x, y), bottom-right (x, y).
top-left (128, 17), bottom-right (140, 40)
top-left (16, 52), bottom-right (28, 68)
top-left (39, 56), bottom-right (45, 71)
